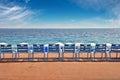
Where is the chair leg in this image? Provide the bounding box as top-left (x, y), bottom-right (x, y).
top-left (101, 53), bottom-right (103, 59)
top-left (109, 52), bottom-right (111, 59)
top-left (58, 52), bottom-right (60, 61)
top-left (94, 52), bottom-right (96, 60)
top-left (47, 53), bottom-right (48, 59)
top-left (14, 53), bottom-right (16, 61)
top-left (78, 52), bottom-right (80, 60)
top-left (0, 53), bottom-right (1, 61)
top-left (28, 53), bottom-right (29, 61)
top-left (73, 52), bottom-right (76, 61)
top-left (118, 53), bottom-right (119, 59)
top-left (12, 53), bottom-right (14, 61)
top-left (116, 52), bottom-right (118, 59)
top-left (3, 53), bottom-right (4, 59)
top-left (105, 52), bottom-right (107, 61)
top-left (73, 53), bottom-right (75, 60)
top-left (32, 52), bottom-right (34, 61)
top-left (87, 53), bottom-right (89, 59)
top-left (44, 52), bottom-right (48, 61)
top-left (44, 53), bottom-right (45, 59)
top-left (90, 52), bottom-right (92, 60)
top-left (18, 53), bottom-right (20, 61)
top-left (59, 52), bottom-right (61, 61)
top-left (28, 53), bottom-right (30, 61)
top-left (90, 52), bottom-right (92, 61)
top-left (59, 52), bottom-right (62, 61)
top-left (75, 52), bottom-right (77, 61)
top-left (62, 52), bottom-right (64, 61)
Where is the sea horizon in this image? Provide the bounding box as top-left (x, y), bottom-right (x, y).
top-left (0, 27), bottom-right (120, 29)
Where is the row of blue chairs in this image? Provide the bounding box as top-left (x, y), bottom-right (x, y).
top-left (0, 43), bottom-right (120, 61)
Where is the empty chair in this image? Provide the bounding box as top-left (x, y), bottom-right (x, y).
top-left (17, 43), bottom-right (29, 61)
top-left (79, 44), bottom-right (92, 59)
top-left (110, 44), bottom-right (120, 58)
top-left (48, 44), bottom-right (60, 59)
top-left (94, 44), bottom-right (107, 59)
top-left (33, 44), bottom-right (44, 60)
top-left (63, 43), bottom-right (76, 60)
top-left (0, 43), bottom-right (13, 60)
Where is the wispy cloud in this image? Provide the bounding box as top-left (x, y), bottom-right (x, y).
top-left (9, 10), bottom-right (32, 20)
top-left (2, 6), bottom-right (21, 15)
top-left (70, 0), bottom-right (120, 28)
top-left (71, 0), bottom-right (119, 11)
top-left (0, 0), bottom-right (34, 28)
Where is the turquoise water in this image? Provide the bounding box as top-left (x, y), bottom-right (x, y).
top-left (0, 28), bottom-right (120, 45)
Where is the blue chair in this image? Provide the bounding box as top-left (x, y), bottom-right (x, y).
top-left (94, 44), bottom-right (107, 59)
top-left (63, 43), bottom-right (76, 59)
top-left (0, 44), bottom-right (13, 60)
top-left (79, 44), bottom-right (92, 59)
top-left (17, 43), bottom-right (29, 60)
top-left (48, 44), bottom-right (60, 59)
top-left (110, 44), bottom-right (120, 58)
top-left (33, 44), bottom-right (44, 59)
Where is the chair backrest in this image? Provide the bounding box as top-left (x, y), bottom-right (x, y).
top-left (80, 44), bottom-right (91, 52)
top-left (95, 44), bottom-right (106, 52)
top-left (48, 44), bottom-right (59, 53)
top-left (64, 44), bottom-right (75, 53)
top-left (111, 44), bottom-right (120, 52)
top-left (0, 44), bottom-right (13, 53)
top-left (33, 44), bottom-right (44, 52)
top-left (17, 44), bottom-right (28, 53)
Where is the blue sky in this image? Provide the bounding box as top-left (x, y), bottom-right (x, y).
top-left (0, 0), bottom-right (120, 28)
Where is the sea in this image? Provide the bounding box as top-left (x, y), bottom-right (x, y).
top-left (0, 28), bottom-right (120, 46)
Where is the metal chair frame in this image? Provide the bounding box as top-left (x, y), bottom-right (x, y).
top-left (33, 44), bottom-right (45, 59)
top-left (17, 44), bottom-right (29, 61)
top-left (110, 44), bottom-right (120, 59)
top-left (48, 44), bottom-right (60, 59)
top-left (79, 44), bottom-right (92, 59)
top-left (63, 44), bottom-right (76, 59)
top-left (94, 44), bottom-right (107, 59)
top-left (0, 44), bottom-right (14, 61)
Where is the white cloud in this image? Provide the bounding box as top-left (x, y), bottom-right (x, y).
top-left (0, 5), bottom-right (33, 23)
top-left (1, 6), bottom-right (22, 16)
top-left (2, 6), bottom-right (21, 15)
top-left (70, 0), bottom-right (120, 28)
top-left (0, 0), bottom-right (34, 28)
top-left (72, 0), bottom-right (119, 11)
top-left (9, 10), bottom-right (31, 20)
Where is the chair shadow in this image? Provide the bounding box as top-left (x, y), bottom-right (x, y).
top-left (1, 57), bottom-right (120, 63)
